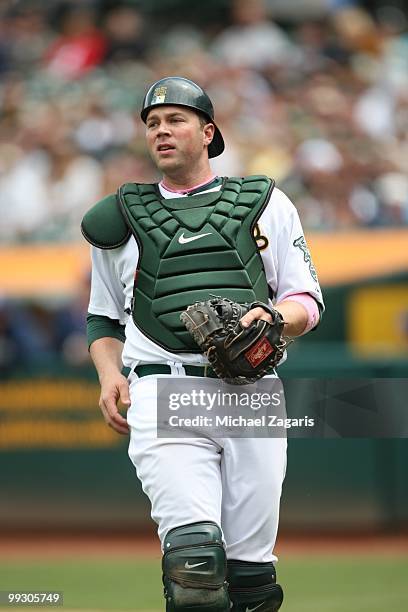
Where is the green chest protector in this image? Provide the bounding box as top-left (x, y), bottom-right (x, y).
top-left (82, 176), bottom-right (274, 353)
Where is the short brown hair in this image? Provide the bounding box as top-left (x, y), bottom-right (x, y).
top-left (197, 112), bottom-right (211, 129)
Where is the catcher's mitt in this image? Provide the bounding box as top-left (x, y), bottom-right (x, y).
top-left (180, 297), bottom-right (290, 385)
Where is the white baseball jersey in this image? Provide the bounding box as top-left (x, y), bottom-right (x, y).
top-left (88, 182), bottom-right (324, 369)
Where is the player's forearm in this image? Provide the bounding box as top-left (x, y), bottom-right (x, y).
top-left (274, 300), bottom-right (310, 337)
top-left (89, 337), bottom-right (124, 383)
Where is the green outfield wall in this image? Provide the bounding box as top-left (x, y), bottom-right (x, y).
top-left (0, 366), bottom-right (407, 532)
top-left (0, 273), bottom-right (407, 532)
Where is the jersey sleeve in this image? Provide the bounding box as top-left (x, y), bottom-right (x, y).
top-left (276, 194), bottom-right (324, 309)
top-left (259, 188), bottom-right (324, 311)
top-left (88, 245), bottom-right (128, 324)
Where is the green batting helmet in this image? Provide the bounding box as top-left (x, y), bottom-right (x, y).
top-left (140, 76), bottom-right (225, 158)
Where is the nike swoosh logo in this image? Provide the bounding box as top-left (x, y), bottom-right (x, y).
top-left (178, 232), bottom-right (212, 244)
top-left (245, 604), bottom-right (265, 612)
top-left (184, 561), bottom-right (207, 569)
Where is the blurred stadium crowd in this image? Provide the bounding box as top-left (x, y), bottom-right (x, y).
top-left (1, 0), bottom-right (408, 242)
top-left (0, 0), bottom-right (407, 370)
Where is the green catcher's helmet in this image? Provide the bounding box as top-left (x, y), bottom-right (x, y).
top-left (140, 76), bottom-right (224, 158)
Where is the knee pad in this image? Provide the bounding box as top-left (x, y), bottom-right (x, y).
top-left (162, 521), bottom-right (230, 611)
top-left (227, 559), bottom-right (283, 612)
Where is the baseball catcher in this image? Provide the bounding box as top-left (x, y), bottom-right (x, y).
top-left (181, 297), bottom-right (291, 384)
top-left (84, 75), bottom-right (324, 612)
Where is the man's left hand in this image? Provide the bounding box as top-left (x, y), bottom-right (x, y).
top-left (240, 306), bottom-right (272, 328)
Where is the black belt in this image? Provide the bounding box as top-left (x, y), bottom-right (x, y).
top-left (122, 364), bottom-right (218, 379)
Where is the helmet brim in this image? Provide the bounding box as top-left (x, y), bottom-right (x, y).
top-left (208, 123), bottom-right (224, 159)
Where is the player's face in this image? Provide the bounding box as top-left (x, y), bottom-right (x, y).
top-left (145, 106), bottom-right (214, 175)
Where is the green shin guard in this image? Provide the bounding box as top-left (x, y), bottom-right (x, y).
top-left (164, 584), bottom-right (229, 612)
top-left (227, 560), bottom-right (283, 612)
top-left (162, 522), bottom-right (230, 611)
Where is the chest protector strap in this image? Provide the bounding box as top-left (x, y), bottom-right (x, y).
top-left (117, 176), bottom-right (274, 353)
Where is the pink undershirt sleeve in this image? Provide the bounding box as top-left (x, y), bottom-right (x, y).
top-left (278, 292), bottom-right (320, 335)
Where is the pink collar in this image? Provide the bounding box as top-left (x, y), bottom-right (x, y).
top-left (160, 175), bottom-right (217, 195)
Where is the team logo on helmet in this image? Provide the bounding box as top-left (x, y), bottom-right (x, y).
top-left (151, 86), bottom-right (167, 105)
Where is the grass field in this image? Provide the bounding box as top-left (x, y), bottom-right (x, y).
top-left (0, 553), bottom-right (407, 611)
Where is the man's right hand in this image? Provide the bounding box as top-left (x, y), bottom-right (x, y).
top-left (89, 337), bottom-right (131, 435)
top-left (99, 372), bottom-right (131, 435)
